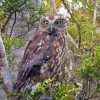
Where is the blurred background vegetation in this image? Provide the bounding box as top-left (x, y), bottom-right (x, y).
top-left (0, 0), bottom-right (100, 100)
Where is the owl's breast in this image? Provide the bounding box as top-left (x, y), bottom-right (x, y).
top-left (40, 33), bottom-right (67, 78)
top-left (51, 34), bottom-right (66, 70)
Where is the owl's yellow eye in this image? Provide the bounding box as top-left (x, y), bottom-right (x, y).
top-left (55, 21), bottom-right (61, 26)
top-left (43, 21), bottom-right (49, 26)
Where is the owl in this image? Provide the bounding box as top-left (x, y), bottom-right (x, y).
top-left (13, 13), bottom-right (68, 92)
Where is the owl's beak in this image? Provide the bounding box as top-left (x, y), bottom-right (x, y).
top-left (49, 26), bottom-right (54, 33)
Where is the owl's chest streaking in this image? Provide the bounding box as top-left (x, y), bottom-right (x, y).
top-left (36, 32), bottom-right (67, 77)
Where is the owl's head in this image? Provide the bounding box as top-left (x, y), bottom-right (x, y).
top-left (39, 13), bottom-right (69, 35)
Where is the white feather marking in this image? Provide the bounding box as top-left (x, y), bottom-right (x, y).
top-left (37, 46), bottom-right (41, 52)
top-left (47, 56), bottom-right (49, 58)
top-left (38, 40), bottom-right (44, 46)
top-left (47, 36), bottom-right (49, 39)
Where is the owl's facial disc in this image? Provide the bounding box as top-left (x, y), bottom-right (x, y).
top-left (49, 20), bottom-right (62, 33)
top-left (40, 18), bottom-right (57, 34)
top-left (40, 15), bottom-right (68, 35)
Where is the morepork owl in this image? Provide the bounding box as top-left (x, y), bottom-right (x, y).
top-left (14, 13), bottom-right (68, 92)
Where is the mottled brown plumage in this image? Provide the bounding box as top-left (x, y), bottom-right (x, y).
top-left (14, 13), bottom-right (68, 92)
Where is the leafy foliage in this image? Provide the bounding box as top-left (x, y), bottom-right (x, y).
top-left (13, 78), bottom-right (53, 100)
top-left (2, 34), bottom-right (26, 65)
top-left (0, 11), bottom-right (6, 30)
top-left (76, 46), bottom-right (100, 97)
top-left (30, 78), bottom-right (53, 100)
top-left (52, 82), bottom-right (80, 100)
top-left (13, 78), bottom-right (80, 100)
top-left (77, 46), bottom-right (100, 80)
top-left (2, 34), bottom-right (26, 52)
top-left (68, 8), bottom-right (100, 49)
top-left (0, 0), bottom-right (22, 11)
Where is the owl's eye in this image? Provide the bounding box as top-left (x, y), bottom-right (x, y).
top-left (54, 21), bottom-right (61, 26)
top-left (43, 21), bottom-right (49, 26)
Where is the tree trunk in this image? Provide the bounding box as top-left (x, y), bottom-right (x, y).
top-left (0, 31), bottom-right (13, 99)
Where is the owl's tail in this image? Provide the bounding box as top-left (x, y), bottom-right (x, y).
top-left (13, 79), bottom-right (31, 100)
top-left (13, 78), bottom-right (31, 92)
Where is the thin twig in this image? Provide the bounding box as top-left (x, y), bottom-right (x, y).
top-left (18, 0), bottom-right (27, 8)
top-left (52, 0), bottom-right (57, 14)
top-left (62, 0), bottom-right (81, 49)
top-left (91, 39), bottom-right (100, 49)
top-left (10, 11), bottom-right (16, 36)
top-left (81, 39), bottom-right (100, 52)
top-left (89, 90), bottom-right (97, 99)
top-left (1, 12), bottom-right (14, 33)
top-left (67, 33), bottom-right (79, 49)
top-left (88, 81), bottom-right (91, 99)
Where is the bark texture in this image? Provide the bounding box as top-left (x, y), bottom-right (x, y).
top-left (0, 31), bottom-right (13, 98)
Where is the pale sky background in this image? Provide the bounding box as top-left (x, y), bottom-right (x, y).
top-left (59, 1), bottom-right (82, 17)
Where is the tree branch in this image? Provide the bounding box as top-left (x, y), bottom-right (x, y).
top-left (1, 0), bottom-right (27, 34)
top-left (1, 12), bottom-right (14, 33)
top-left (62, 0), bottom-right (81, 49)
top-left (18, 0), bottom-right (27, 8)
top-left (10, 12), bottom-right (17, 36)
top-left (67, 33), bottom-right (79, 49)
top-left (0, 31), bottom-right (13, 94)
top-left (52, 0), bottom-right (57, 14)
top-left (75, 78), bottom-right (89, 100)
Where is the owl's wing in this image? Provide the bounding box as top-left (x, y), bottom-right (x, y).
top-left (14, 34), bottom-right (51, 92)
